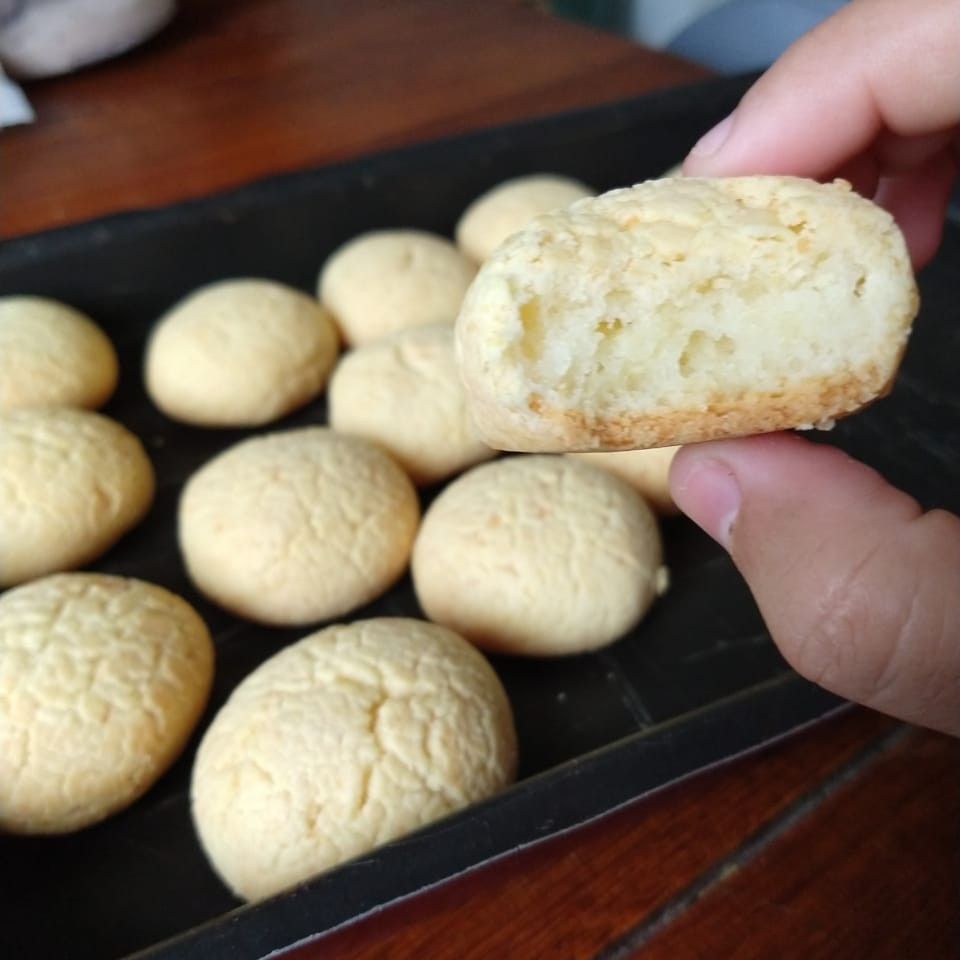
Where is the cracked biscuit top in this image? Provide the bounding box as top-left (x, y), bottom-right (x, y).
top-left (0, 408), bottom-right (155, 587)
top-left (0, 573), bottom-right (213, 834)
top-left (178, 427), bottom-right (419, 626)
top-left (0, 296), bottom-right (118, 413)
top-left (412, 455), bottom-right (668, 656)
top-left (145, 279), bottom-right (339, 428)
top-left (328, 322), bottom-right (494, 486)
top-left (318, 230), bottom-right (476, 346)
top-left (455, 173), bottom-right (593, 265)
top-left (191, 617), bottom-right (516, 901)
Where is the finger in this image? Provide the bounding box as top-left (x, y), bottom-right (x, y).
top-left (833, 151), bottom-right (880, 200)
top-left (873, 148), bottom-right (959, 268)
top-left (683, 0), bottom-right (960, 178)
top-left (874, 129), bottom-right (958, 174)
top-left (832, 131), bottom-right (956, 200)
top-left (671, 434), bottom-right (960, 736)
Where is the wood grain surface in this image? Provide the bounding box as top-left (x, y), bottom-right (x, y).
top-left (636, 726), bottom-right (959, 960)
top-left (2, 0), bottom-right (706, 238)
top-left (283, 710), bottom-right (958, 959)
top-left (4, 3), bottom-right (953, 958)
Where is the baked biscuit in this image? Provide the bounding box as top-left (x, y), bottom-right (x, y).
top-left (568, 446), bottom-right (679, 514)
top-left (412, 455), bottom-right (667, 656)
top-left (0, 573), bottom-right (213, 834)
top-left (329, 322), bottom-right (494, 486)
top-left (0, 409), bottom-right (154, 587)
top-left (455, 177), bottom-right (918, 452)
top-left (179, 427), bottom-right (419, 625)
top-left (145, 279), bottom-right (339, 427)
top-left (191, 617), bottom-right (517, 901)
top-left (455, 174), bottom-right (593, 264)
top-left (318, 230), bottom-right (476, 345)
top-left (0, 296), bottom-right (118, 412)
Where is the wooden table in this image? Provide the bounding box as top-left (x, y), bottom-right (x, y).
top-left (4, 2), bottom-right (956, 957)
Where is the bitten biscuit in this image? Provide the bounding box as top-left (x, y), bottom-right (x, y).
top-left (191, 617), bottom-right (517, 901)
top-left (455, 174), bottom-right (593, 264)
top-left (0, 409), bottom-right (155, 587)
top-left (0, 296), bottom-right (118, 412)
top-left (145, 279), bottom-right (339, 427)
top-left (412, 455), bottom-right (668, 656)
top-left (0, 574), bottom-right (214, 834)
top-left (329, 322), bottom-right (494, 486)
top-left (318, 230), bottom-right (476, 346)
top-left (455, 176), bottom-right (918, 452)
top-left (179, 427), bottom-right (419, 626)
top-left (568, 446), bottom-right (680, 514)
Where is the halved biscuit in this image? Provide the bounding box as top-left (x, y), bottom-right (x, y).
top-left (456, 177), bottom-right (918, 452)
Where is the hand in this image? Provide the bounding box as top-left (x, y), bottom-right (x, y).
top-left (671, 0), bottom-right (960, 735)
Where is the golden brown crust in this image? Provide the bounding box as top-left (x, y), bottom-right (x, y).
top-left (474, 362), bottom-right (900, 452)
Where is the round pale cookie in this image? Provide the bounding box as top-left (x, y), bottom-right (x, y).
top-left (412, 456), bottom-right (668, 656)
top-left (329, 322), bottom-right (494, 486)
top-left (0, 295), bottom-right (118, 412)
top-left (0, 573), bottom-right (214, 834)
top-left (179, 427), bottom-right (419, 626)
top-left (455, 174), bottom-right (593, 263)
top-left (317, 230), bottom-right (476, 346)
top-left (144, 279), bottom-right (339, 427)
top-left (568, 446), bottom-right (680, 514)
top-left (0, 409), bottom-right (155, 588)
top-left (191, 617), bottom-right (517, 901)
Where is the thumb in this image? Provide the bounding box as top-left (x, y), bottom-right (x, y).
top-left (670, 433), bottom-right (960, 736)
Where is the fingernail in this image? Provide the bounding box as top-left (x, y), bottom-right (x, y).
top-left (673, 458), bottom-right (741, 550)
top-left (690, 113), bottom-right (735, 160)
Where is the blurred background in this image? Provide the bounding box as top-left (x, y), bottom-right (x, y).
top-left (1, 0), bottom-right (849, 87)
top-left (0, 0), bottom-right (849, 143)
top-left (3, 0), bottom-right (956, 233)
top-left (555, 0), bottom-right (847, 72)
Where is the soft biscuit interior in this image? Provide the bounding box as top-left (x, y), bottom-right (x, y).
top-left (460, 177), bottom-right (916, 445)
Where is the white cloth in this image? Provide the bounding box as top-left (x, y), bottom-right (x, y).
top-left (0, 62), bottom-right (33, 127)
top-left (0, 0), bottom-right (175, 79)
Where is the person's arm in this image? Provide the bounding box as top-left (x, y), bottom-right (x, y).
top-left (671, 0), bottom-right (960, 735)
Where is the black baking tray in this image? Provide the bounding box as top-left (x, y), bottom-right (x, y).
top-left (2, 72), bottom-right (958, 960)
